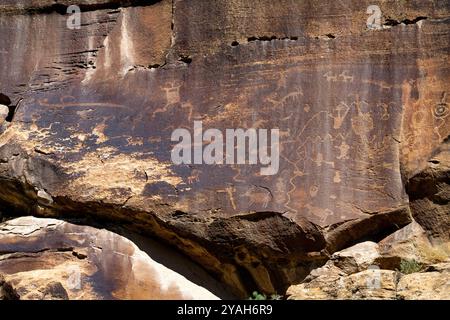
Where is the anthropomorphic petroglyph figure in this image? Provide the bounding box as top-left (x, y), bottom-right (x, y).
top-left (332, 102), bottom-right (350, 129)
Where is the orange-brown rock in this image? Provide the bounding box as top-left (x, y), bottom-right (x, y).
top-left (0, 216), bottom-right (220, 300)
top-left (0, 0), bottom-right (449, 297)
top-left (407, 141), bottom-right (450, 242)
top-left (0, 273), bottom-right (19, 300)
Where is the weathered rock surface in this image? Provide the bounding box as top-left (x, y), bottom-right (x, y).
top-left (0, 216), bottom-right (219, 300)
top-left (0, 273), bottom-right (19, 300)
top-left (329, 241), bottom-right (380, 274)
top-left (397, 263), bottom-right (450, 300)
top-left (287, 269), bottom-right (399, 300)
top-left (287, 256), bottom-right (450, 300)
top-left (0, 104), bottom-right (8, 124)
top-left (377, 221), bottom-right (449, 269)
top-left (0, 0), bottom-right (449, 296)
top-left (287, 224), bottom-right (449, 300)
top-left (407, 142), bottom-right (450, 242)
top-left (288, 263), bottom-right (450, 300)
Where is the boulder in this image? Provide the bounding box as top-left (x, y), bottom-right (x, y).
top-left (288, 262), bottom-right (450, 300)
top-left (377, 222), bottom-right (449, 269)
top-left (36, 189), bottom-right (53, 206)
top-left (0, 104), bottom-right (8, 123)
top-left (397, 263), bottom-right (450, 300)
top-left (287, 269), bottom-right (398, 300)
top-left (0, 273), bottom-right (19, 300)
top-left (0, 216), bottom-right (220, 300)
top-left (287, 233), bottom-right (449, 300)
top-left (330, 241), bottom-right (380, 274)
top-left (301, 241), bottom-right (380, 283)
top-left (0, 104), bottom-right (8, 131)
top-left (407, 143), bottom-right (450, 242)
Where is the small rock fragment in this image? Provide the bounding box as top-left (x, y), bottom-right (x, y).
top-left (37, 189), bottom-right (53, 206)
top-left (0, 104), bottom-right (9, 125)
top-left (0, 274), bottom-right (20, 300)
top-left (42, 282), bottom-right (69, 300)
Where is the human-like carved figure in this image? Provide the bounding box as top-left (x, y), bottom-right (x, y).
top-left (378, 103), bottom-right (390, 120)
top-left (336, 141), bottom-right (350, 160)
top-left (164, 83), bottom-right (181, 105)
top-left (331, 102), bottom-right (350, 129)
top-left (351, 100), bottom-right (374, 141)
top-left (318, 208), bottom-right (334, 225)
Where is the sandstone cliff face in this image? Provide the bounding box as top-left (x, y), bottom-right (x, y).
top-left (0, 0), bottom-right (449, 298)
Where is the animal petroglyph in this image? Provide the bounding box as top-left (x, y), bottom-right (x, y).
top-left (323, 70), bottom-right (354, 83)
top-left (37, 98), bottom-right (127, 110)
top-left (434, 93), bottom-right (448, 119)
top-left (323, 71), bottom-right (338, 82)
top-left (187, 169), bottom-right (201, 184)
top-left (268, 91), bottom-right (303, 109)
top-left (339, 71), bottom-right (354, 82)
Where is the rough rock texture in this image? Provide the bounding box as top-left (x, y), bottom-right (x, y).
top-left (287, 223), bottom-right (450, 300)
top-left (0, 273), bottom-right (19, 300)
top-left (407, 141), bottom-right (450, 242)
top-left (397, 263), bottom-right (450, 300)
top-left (0, 0), bottom-right (449, 297)
top-left (287, 269), bottom-right (399, 300)
top-left (0, 104), bottom-right (8, 123)
top-left (377, 221), bottom-right (449, 269)
top-left (287, 258), bottom-right (450, 300)
top-left (0, 216), bottom-right (219, 300)
top-left (287, 265), bottom-right (450, 300)
top-left (328, 241), bottom-right (380, 274)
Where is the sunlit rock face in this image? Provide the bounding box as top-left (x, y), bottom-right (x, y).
top-left (0, 216), bottom-right (220, 300)
top-left (0, 0), bottom-right (449, 297)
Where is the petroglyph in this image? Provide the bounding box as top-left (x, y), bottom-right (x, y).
top-left (331, 102), bottom-right (350, 129)
top-left (242, 185), bottom-right (272, 209)
top-left (187, 169), bottom-right (201, 184)
top-left (351, 100), bottom-right (374, 140)
top-left (318, 208), bottom-right (334, 225)
top-left (37, 98), bottom-right (127, 110)
top-left (323, 70), bottom-right (354, 83)
top-left (434, 93), bottom-right (448, 119)
top-left (333, 171), bottom-right (342, 183)
top-left (323, 71), bottom-right (338, 82)
top-left (336, 141), bottom-right (350, 160)
top-left (164, 84), bottom-right (181, 105)
top-left (379, 103), bottom-right (391, 120)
